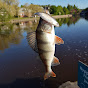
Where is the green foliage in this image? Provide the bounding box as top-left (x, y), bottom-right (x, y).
top-left (21, 3), bottom-right (43, 17)
top-left (50, 5), bottom-right (65, 15)
top-left (73, 5), bottom-right (77, 9)
top-left (67, 4), bottom-right (73, 11)
top-left (56, 16), bottom-right (80, 27)
top-left (2, 0), bottom-right (19, 5)
top-left (0, 7), bottom-right (11, 22)
top-left (29, 4), bottom-right (43, 15)
top-left (21, 5), bottom-right (24, 8)
top-left (50, 5), bottom-right (57, 15)
top-left (0, 0), bottom-right (81, 21)
top-left (84, 7), bottom-right (88, 11)
top-left (49, 4), bottom-right (80, 15)
top-left (56, 6), bottom-right (64, 15)
top-left (63, 6), bottom-right (69, 14)
top-left (0, 0), bottom-right (19, 21)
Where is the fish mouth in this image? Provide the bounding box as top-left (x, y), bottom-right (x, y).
top-left (35, 12), bottom-right (59, 27)
top-left (55, 23), bottom-right (59, 27)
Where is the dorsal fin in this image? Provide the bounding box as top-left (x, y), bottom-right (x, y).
top-left (26, 32), bottom-right (38, 53)
top-left (35, 12), bottom-right (59, 27)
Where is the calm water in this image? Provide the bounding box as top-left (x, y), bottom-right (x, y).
top-left (0, 17), bottom-right (88, 88)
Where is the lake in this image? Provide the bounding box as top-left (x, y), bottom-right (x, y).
top-left (0, 16), bottom-right (88, 88)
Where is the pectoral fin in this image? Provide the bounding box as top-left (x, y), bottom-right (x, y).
top-left (55, 35), bottom-right (64, 45)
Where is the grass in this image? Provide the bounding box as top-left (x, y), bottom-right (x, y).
top-left (0, 17), bottom-right (39, 23)
top-left (10, 17), bottom-right (39, 21)
top-left (11, 17), bottom-right (31, 20)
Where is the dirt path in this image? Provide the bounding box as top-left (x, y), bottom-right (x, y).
top-left (0, 14), bottom-right (73, 24)
top-left (52, 14), bottom-right (72, 19)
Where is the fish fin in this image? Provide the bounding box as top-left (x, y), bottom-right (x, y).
top-left (44, 71), bottom-right (56, 80)
top-left (55, 35), bottom-right (64, 45)
top-left (51, 56), bottom-right (60, 66)
top-left (35, 12), bottom-right (59, 27)
top-left (26, 32), bottom-right (38, 53)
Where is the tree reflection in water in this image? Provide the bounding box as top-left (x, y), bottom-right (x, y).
top-left (0, 20), bottom-right (39, 51)
top-left (0, 16), bottom-right (80, 51)
top-left (56, 16), bottom-right (80, 26)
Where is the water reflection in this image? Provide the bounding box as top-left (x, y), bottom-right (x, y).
top-left (0, 17), bottom-right (80, 51)
top-left (56, 16), bottom-right (80, 26)
top-left (0, 23), bottom-right (22, 50)
top-left (0, 20), bottom-right (39, 51)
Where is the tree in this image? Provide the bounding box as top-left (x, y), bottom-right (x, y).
top-left (21, 5), bottom-right (24, 8)
top-left (20, 4), bottom-right (43, 17)
top-left (67, 4), bottom-right (73, 11)
top-left (13, 1), bottom-right (19, 17)
top-left (63, 6), bottom-right (69, 14)
top-left (0, 7), bottom-right (10, 21)
top-left (50, 5), bottom-right (57, 14)
top-left (14, 4), bottom-right (19, 17)
top-left (2, 0), bottom-right (19, 5)
top-left (56, 5), bottom-right (64, 15)
top-left (29, 4), bottom-right (43, 16)
top-left (1, 0), bottom-right (19, 17)
top-left (73, 5), bottom-right (77, 9)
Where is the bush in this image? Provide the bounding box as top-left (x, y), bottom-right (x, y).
top-left (0, 7), bottom-right (11, 22)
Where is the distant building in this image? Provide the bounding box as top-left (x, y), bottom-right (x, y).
top-left (43, 7), bottom-right (50, 14)
top-left (43, 7), bottom-right (50, 10)
top-left (18, 8), bottom-right (25, 17)
top-left (18, 8), bottom-right (32, 17)
top-left (70, 9), bottom-right (77, 14)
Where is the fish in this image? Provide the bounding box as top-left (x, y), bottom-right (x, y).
top-left (35, 12), bottom-right (64, 80)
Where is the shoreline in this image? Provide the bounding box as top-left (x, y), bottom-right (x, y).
top-left (52, 14), bottom-right (72, 19)
top-left (0, 14), bottom-right (73, 24)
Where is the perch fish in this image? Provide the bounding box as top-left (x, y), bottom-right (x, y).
top-left (35, 12), bottom-right (64, 80)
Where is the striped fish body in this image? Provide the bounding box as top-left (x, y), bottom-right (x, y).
top-left (36, 18), bottom-right (56, 79)
top-left (35, 12), bottom-right (63, 80)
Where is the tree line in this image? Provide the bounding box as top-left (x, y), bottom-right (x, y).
top-left (41, 4), bottom-right (81, 15)
top-left (0, 0), bottom-right (83, 22)
top-left (0, 0), bottom-right (19, 21)
top-left (0, 0), bottom-right (43, 21)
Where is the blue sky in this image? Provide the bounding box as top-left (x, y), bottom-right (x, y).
top-left (19, 0), bottom-right (88, 9)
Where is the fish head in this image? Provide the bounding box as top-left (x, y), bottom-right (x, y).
top-left (38, 18), bottom-right (53, 33)
top-left (35, 12), bottom-right (59, 27)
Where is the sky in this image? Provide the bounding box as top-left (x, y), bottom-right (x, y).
top-left (19, 0), bottom-right (88, 9)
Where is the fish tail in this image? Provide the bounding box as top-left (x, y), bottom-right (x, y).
top-left (44, 71), bottom-right (56, 80)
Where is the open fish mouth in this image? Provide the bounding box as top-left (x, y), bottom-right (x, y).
top-left (35, 12), bottom-right (59, 27)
